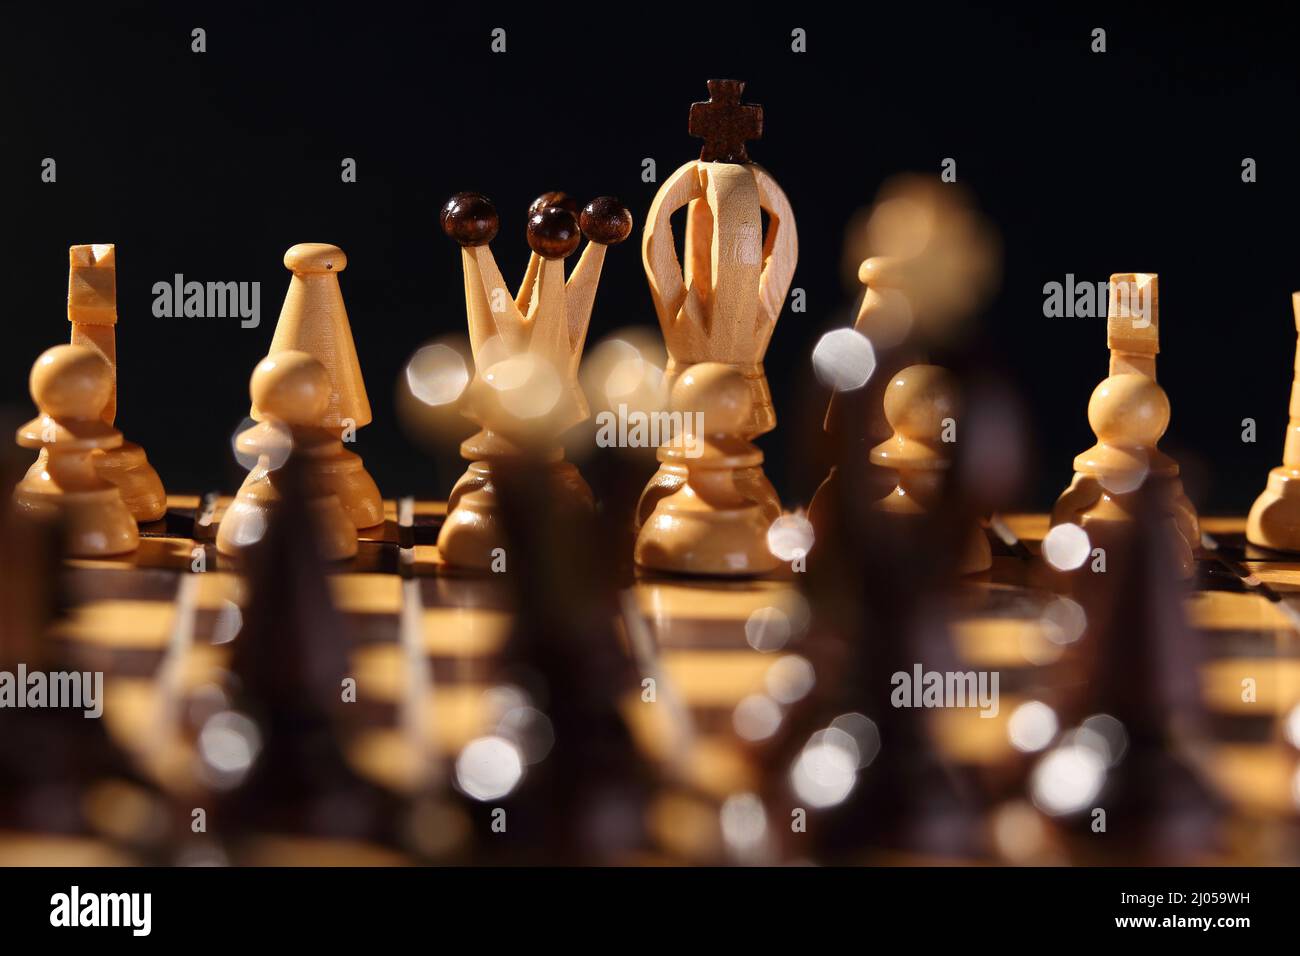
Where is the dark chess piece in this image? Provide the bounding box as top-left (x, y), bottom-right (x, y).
top-left (1041, 483), bottom-right (1223, 864)
top-left (479, 450), bottom-right (657, 864)
top-left (210, 457), bottom-right (412, 865)
top-left (808, 525), bottom-right (989, 861)
top-left (761, 371), bottom-right (992, 863)
top-left (0, 443), bottom-right (173, 864)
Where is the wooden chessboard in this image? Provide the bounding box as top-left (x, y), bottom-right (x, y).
top-left (48, 497), bottom-right (1300, 864)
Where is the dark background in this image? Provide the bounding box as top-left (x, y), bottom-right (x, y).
top-left (2, 5), bottom-right (1297, 512)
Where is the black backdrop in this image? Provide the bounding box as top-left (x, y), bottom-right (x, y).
top-left (3, 5), bottom-right (1298, 512)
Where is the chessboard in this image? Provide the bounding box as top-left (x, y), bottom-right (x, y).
top-left (8, 73), bottom-right (1300, 873)
top-left (44, 495), bottom-right (1300, 865)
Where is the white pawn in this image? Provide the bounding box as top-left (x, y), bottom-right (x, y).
top-left (869, 364), bottom-right (991, 574)
top-left (13, 345), bottom-right (138, 557)
top-left (1248, 292), bottom-right (1300, 551)
top-left (635, 363), bottom-right (780, 576)
top-left (217, 351), bottom-right (358, 561)
top-left (1051, 373), bottom-right (1195, 576)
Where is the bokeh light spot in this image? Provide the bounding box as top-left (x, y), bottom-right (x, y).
top-left (406, 344), bottom-right (470, 406)
top-left (1008, 700), bottom-right (1059, 753)
top-left (812, 327), bottom-right (877, 392)
top-left (767, 513), bottom-right (815, 562)
top-left (1042, 523), bottom-right (1091, 571)
top-left (455, 735), bottom-right (524, 801)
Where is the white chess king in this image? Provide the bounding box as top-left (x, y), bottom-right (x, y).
top-left (637, 79), bottom-right (798, 529)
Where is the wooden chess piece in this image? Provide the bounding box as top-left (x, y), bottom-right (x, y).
top-left (635, 362), bottom-right (780, 576)
top-left (1247, 292), bottom-right (1300, 551)
top-left (637, 80), bottom-right (797, 528)
top-left (0, 443), bottom-right (62, 667)
top-left (833, 612), bottom-right (993, 864)
top-left (255, 243), bottom-right (383, 530)
top-left (0, 507), bottom-right (172, 865)
top-left (13, 345), bottom-right (138, 557)
top-left (1051, 274), bottom-right (1198, 573)
top-left (1048, 485), bottom-right (1222, 864)
top-left (761, 455), bottom-right (992, 864)
top-left (215, 458), bottom-right (408, 865)
top-left (870, 364), bottom-right (991, 574)
top-left (1052, 373), bottom-right (1194, 576)
top-left (808, 179), bottom-right (1000, 542)
top-left (808, 255), bottom-right (925, 536)
top-left (486, 455), bottom-right (655, 863)
top-left (217, 351), bottom-right (357, 561)
top-left (0, 462), bottom-right (178, 866)
top-left (21, 245), bottom-right (167, 523)
top-left (438, 191), bottom-right (630, 570)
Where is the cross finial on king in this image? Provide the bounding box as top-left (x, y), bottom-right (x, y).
top-left (689, 79), bottom-right (763, 164)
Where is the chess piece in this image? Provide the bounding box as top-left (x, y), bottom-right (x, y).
top-left (1051, 274), bottom-right (1198, 574)
top-left (1044, 486), bottom-right (1222, 864)
top-left (255, 243), bottom-right (383, 530)
top-left (761, 448), bottom-right (991, 864)
top-left (0, 568), bottom-right (172, 865)
top-left (869, 364), bottom-right (991, 574)
top-left (0, 474), bottom-right (174, 865)
top-left (214, 459), bottom-right (407, 864)
top-left (0, 442), bottom-right (62, 673)
top-left (1052, 374), bottom-right (1195, 575)
top-left (808, 179), bottom-right (1000, 543)
top-left (438, 191), bottom-right (631, 570)
top-left (1247, 292), bottom-right (1300, 551)
top-left (486, 454), bottom-right (655, 863)
top-left (13, 345), bottom-right (138, 557)
top-left (217, 351), bottom-right (357, 561)
top-left (835, 609), bottom-right (992, 863)
top-left (637, 80), bottom-right (797, 528)
top-left (808, 256), bottom-right (921, 536)
top-left (635, 362), bottom-right (780, 576)
top-left (21, 245), bottom-right (167, 523)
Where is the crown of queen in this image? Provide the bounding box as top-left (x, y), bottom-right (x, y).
top-left (441, 191), bottom-right (632, 442)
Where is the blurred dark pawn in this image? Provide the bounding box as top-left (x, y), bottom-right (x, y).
top-left (762, 386), bottom-right (992, 862)
top-left (1037, 483), bottom-right (1223, 864)
top-left (0, 431), bottom-right (63, 659)
top-left (579, 443), bottom-right (652, 590)
top-left (211, 458), bottom-right (411, 864)
top-left (0, 440), bottom-right (174, 864)
top-left (949, 372), bottom-right (1032, 520)
top-left (482, 449), bottom-right (656, 864)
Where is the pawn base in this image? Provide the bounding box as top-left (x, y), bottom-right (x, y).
top-left (869, 488), bottom-right (991, 575)
top-left (866, 471), bottom-right (991, 576)
top-left (216, 495), bottom-right (358, 562)
top-left (635, 488), bottom-right (779, 577)
top-left (1051, 473), bottom-right (1195, 577)
top-left (94, 441), bottom-right (166, 523)
top-left (216, 467), bottom-right (358, 562)
top-left (435, 486), bottom-right (505, 571)
top-left (1247, 468), bottom-right (1300, 552)
top-left (636, 461), bottom-right (780, 530)
top-left (446, 461), bottom-right (490, 516)
top-left (438, 459), bottom-right (593, 570)
top-left (300, 439), bottom-right (383, 531)
top-left (13, 483), bottom-right (138, 558)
